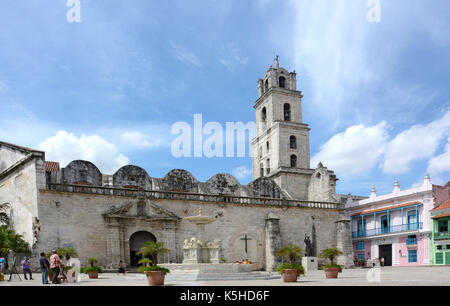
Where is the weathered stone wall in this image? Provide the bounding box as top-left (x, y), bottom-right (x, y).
top-left (308, 163), bottom-right (339, 203)
top-left (35, 189), bottom-right (343, 270)
top-left (0, 145), bottom-right (43, 246)
top-left (62, 160), bottom-right (102, 186)
top-left (113, 165), bottom-right (152, 190)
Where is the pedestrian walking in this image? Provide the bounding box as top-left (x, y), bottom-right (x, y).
top-left (49, 250), bottom-right (61, 284)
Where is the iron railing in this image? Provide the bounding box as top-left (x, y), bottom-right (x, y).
top-left (352, 222), bottom-right (423, 238)
top-left (406, 238), bottom-right (417, 245)
top-left (434, 232), bottom-right (450, 239)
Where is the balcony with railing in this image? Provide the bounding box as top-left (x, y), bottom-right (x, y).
top-left (434, 231), bottom-right (450, 240)
top-left (406, 237), bottom-right (418, 246)
top-left (352, 222), bottom-right (423, 238)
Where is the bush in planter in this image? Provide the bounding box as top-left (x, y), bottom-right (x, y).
top-left (83, 257), bottom-right (102, 278)
top-left (276, 263), bottom-right (304, 275)
top-left (277, 243), bottom-right (303, 265)
top-left (137, 241), bottom-right (169, 266)
top-left (276, 243), bottom-right (304, 283)
top-left (137, 241), bottom-right (170, 286)
top-left (138, 265), bottom-right (170, 275)
top-left (319, 248), bottom-right (343, 278)
top-left (84, 266), bottom-right (102, 273)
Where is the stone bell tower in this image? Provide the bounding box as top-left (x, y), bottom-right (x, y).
top-left (251, 56), bottom-right (314, 200)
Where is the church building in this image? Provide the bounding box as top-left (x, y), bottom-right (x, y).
top-left (0, 58), bottom-right (354, 271)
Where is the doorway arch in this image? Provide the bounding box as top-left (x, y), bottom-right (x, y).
top-left (129, 231), bottom-right (156, 266)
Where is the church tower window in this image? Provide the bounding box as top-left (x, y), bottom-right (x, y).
top-left (260, 163), bottom-right (264, 177)
top-left (264, 79), bottom-right (269, 92)
top-left (279, 76), bottom-right (286, 88)
top-left (290, 136), bottom-right (297, 149)
top-left (290, 155), bottom-right (297, 168)
top-left (284, 103), bottom-right (291, 121)
top-left (266, 141), bottom-right (270, 152)
top-left (261, 107), bottom-right (267, 122)
top-left (266, 159), bottom-right (270, 175)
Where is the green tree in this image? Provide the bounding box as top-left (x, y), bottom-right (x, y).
top-left (57, 247), bottom-right (78, 259)
top-left (137, 241), bottom-right (169, 266)
top-left (0, 225), bottom-right (30, 258)
top-left (277, 243), bottom-right (303, 264)
top-left (319, 248), bottom-right (343, 265)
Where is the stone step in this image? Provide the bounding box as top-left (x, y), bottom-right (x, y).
top-left (165, 271), bottom-right (281, 281)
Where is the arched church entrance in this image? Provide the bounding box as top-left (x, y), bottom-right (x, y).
top-left (129, 231), bottom-right (156, 266)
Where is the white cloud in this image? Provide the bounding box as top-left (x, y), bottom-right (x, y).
top-left (232, 166), bottom-right (252, 180)
top-left (286, 1), bottom-right (450, 131)
top-left (170, 41), bottom-right (202, 67)
top-left (312, 110), bottom-right (450, 178)
top-left (312, 121), bottom-right (389, 175)
top-left (119, 131), bottom-right (169, 149)
top-left (39, 131), bottom-right (129, 174)
top-left (383, 110), bottom-right (450, 174)
top-left (427, 137), bottom-right (450, 180)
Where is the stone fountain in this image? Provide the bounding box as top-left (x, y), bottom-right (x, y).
top-left (160, 208), bottom-right (279, 281)
top-left (182, 208), bottom-right (221, 264)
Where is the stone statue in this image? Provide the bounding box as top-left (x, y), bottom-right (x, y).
top-left (304, 234), bottom-right (314, 257)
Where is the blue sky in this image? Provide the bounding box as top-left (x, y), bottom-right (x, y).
top-left (1, 0), bottom-right (449, 197)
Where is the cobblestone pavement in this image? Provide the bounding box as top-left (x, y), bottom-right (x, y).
top-left (1, 266), bottom-right (450, 286)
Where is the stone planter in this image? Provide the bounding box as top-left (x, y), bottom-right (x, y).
top-left (281, 269), bottom-right (299, 283)
top-left (324, 267), bottom-right (339, 279)
top-left (87, 271), bottom-right (99, 279)
top-left (146, 271), bottom-right (165, 286)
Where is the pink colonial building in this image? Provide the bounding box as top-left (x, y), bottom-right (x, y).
top-left (345, 175), bottom-right (441, 267)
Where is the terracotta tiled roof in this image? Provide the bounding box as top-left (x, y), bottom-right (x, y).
top-left (351, 202), bottom-right (422, 217)
top-left (45, 161), bottom-right (60, 172)
top-left (433, 199), bottom-right (450, 211)
top-left (432, 212), bottom-right (450, 219)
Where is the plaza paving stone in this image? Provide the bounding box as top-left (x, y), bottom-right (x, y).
top-left (1, 266), bottom-right (450, 286)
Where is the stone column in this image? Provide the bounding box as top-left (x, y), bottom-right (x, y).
top-left (106, 218), bottom-right (122, 269)
top-left (265, 213), bottom-right (282, 272)
top-left (336, 214), bottom-right (354, 268)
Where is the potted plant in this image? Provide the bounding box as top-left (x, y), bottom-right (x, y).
top-left (84, 257), bottom-right (102, 279)
top-left (319, 248), bottom-right (343, 279)
top-left (137, 241), bottom-right (170, 286)
top-left (276, 243), bottom-right (304, 283)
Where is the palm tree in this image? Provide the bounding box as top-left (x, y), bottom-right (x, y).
top-left (0, 225), bottom-right (30, 258)
top-left (58, 247), bottom-right (78, 259)
top-left (137, 241), bottom-right (168, 266)
top-left (277, 243), bottom-right (303, 264)
top-left (319, 248), bottom-right (343, 265)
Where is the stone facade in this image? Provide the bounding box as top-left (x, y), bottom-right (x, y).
top-left (0, 58), bottom-right (354, 271)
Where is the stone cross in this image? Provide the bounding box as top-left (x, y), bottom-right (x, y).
top-left (240, 234), bottom-right (252, 254)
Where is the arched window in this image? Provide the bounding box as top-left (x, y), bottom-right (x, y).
top-left (261, 107), bottom-right (267, 122)
top-left (290, 136), bottom-right (297, 149)
top-left (264, 79), bottom-right (269, 92)
top-left (266, 159), bottom-right (270, 175)
top-left (279, 76), bottom-right (286, 88)
top-left (266, 141), bottom-right (270, 152)
top-left (260, 163), bottom-right (264, 177)
top-left (259, 146), bottom-right (263, 158)
top-left (290, 155), bottom-right (297, 168)
top-left (284, 103), bottom-right (291, 121)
